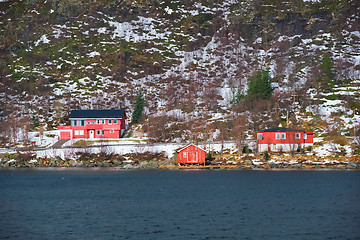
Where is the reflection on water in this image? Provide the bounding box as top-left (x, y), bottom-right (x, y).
top-left (0, 169), bottom-right (359, 239)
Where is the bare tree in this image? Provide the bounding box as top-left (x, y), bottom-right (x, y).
top-left (231, 115), bottom-right (247, 155)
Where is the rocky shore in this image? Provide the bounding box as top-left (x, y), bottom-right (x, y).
top-left (0, 157), bottom-right (359, 170)
top-left (1, 151), bottom-right (359, 170)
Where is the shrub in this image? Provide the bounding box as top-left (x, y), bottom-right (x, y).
top-left (354, 149), bottom-right (360, 155)
top-left (263, 151), bottom-right (270, 161)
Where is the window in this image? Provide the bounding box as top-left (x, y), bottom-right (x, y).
top-left (96, 130), bottom-right (101, 135)
top-left (183, 152), bottom-right (187, 158)
top-left (102, 130), bottom-right (104, 135)
top-left (281, 133), bottom-right (286, 139)
top-left (102, 120), bottom-right (105, 124)
top-left (110, 130), bottom-right (114, 133)
top-left (74, 130), bottom-right (84, 135)
top-left (304, 133), bottom-right (307, 139)
top-left (80, 120), bottom-right (86, 126)
top-left (72, 120), bottom-right (78, 126)
top-left (257, 133), bottom-right (263, 140)
top-left (109, 119), bottom-right (112, 124)
top-left (113, 119), bottom-right (118, 124)
top-left (96, 120), bottom-right (100, 124)
top-left (275, 133), bottom-right (280, 139)
top-left (295, 133), bottom-right (301, 139)
top-left (92, 122), bottom-right (95, 124)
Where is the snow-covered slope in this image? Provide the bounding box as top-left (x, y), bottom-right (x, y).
top-left (0, 0), bottom-right (359, 149)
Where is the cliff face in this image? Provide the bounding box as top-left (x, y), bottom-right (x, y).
top-left (0, 0), bottom-right (359, 143)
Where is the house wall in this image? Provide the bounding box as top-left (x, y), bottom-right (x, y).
top-left (257, 131), bottom-right (314, 152)
top-left (58, 116), bottom-right (126, 140)
top-left (177, 145), bottom-right (206, 164)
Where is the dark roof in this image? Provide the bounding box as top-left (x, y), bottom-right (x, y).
top-left (258, 127), bottom-right (304, 132)
top-left (69, 109), bottom-right (125, 119)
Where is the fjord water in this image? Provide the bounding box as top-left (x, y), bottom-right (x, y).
top-left (0, 169), bottom-right (359, 239)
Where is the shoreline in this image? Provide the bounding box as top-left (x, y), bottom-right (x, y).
top-left (1, 163), bottom-right (358, 170)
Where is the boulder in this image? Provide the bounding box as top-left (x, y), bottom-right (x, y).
top-left (347, 161), bottom-right (359, 169)
top-left (139, 160), bottom-right (159, 169)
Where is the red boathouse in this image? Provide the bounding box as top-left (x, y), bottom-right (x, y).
top-left (58, 109), bottom-right (127, 140)
top-left (176, 144), bottom-right (206, 166)
top-left (257, 127), bottom-right (314, 152)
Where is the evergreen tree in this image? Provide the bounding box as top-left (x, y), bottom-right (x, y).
top-left (318, 53), bottom-right (335, 90)
top-left (132, 90), bottom-right (144, 123)
top-left (320, 53), bottom-right (333, 79)
top-left (246, 69), bottom-right (273, 101)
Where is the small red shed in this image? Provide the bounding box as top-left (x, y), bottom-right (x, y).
top-left (176, 144), bottom-right (206, 166)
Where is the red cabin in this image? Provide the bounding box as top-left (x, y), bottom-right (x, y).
top-left (176, 144), bottom-right (206, 166)
top-left (58, 109), bottom-right (127, 140)
top-left (257, 127), bottom-right (314, 152)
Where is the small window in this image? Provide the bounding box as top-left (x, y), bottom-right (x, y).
top-left (304, 133), bottom-right (307, 139)
top-left (80, 120), bottom-right (86, 126)
top-left (96, 130), bottom-right (101, 135)
top-left (74, 130), bottom-right (79, 135)
top-left (101, 120), bottom-right (105, 124)
top-left (257, 133), bottom-right (263, 140)
top-left (295, 133), bottom-right (300, 139)
top-left (281, 133), bottom-right (286, 139)
top-left (109, 119), bottom-right (112, 124)
top-left (113, 119), bottom-right (118, 124)
top-left (72, 120), bottom-right (78, 126)
top-left (87, 122), bottom-right (91, 124)
top-left (96, 120), bottom-right (100, 124)
top-left (110, 130), bottom-right (114, 133)
top-left (92, 122), bottom-right (95, 124)
top-left (275, 133), bottom-right (280, 139)
top-left (102, 130), bottom-right (104, 135)
top-left (183, 152), bottom-right (187, 158)
top-left (80, 130), bottom-right (84, 135)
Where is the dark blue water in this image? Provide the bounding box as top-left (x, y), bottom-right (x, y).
top-left (0, 169), bottom-right (359, 239)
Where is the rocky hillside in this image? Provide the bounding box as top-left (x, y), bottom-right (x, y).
top-left (0, 0), bottom-right (359, 148)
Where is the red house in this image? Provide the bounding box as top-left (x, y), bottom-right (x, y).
top-left (58, 109), bottom-right (127, 140)
top-left (176, 144), bottom-right (206, 166)
top-left (257, 127), bottom-right (314, 152)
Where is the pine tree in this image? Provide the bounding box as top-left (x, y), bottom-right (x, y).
top-left (320, 53), bottom-right (333, 79)
top-left (318, 53), bottom-right (334, 90)
top-left (246, 69), bottom-right (272, 101)
top-left (132, 90), bottom-right (144, 123)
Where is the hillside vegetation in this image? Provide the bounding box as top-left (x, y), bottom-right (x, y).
top-left (0, 0), bottom-right (359, 154)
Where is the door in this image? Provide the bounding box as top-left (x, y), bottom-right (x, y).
top-left (89, 130), bottom-right (94, 139)
top-left (187, 151), bottom-right (198, 163)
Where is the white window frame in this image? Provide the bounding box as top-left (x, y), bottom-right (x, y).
top-left (257, 133), bottom-right (263, 140)
top-left (275, 133), bottom-right (280, 139)
top-left (295, 133), bottom-right (301, 139)
top-left (281, 133), bottom-right (286, 139)
top-left (102, 120), bottom-right (105, 124)
top-left (72, 120), bottom-right (78, 126)
top-left (80, 120), bottom-right (86, 126)
top-left (96, 130), bottom-right (101, 135)
top-left (183, 152), bottom-right (187, 158)
top-left (79, 130), bottom-right (84, 135)
top-left (110, 130), bottom-right (114, 133)
top-left (304, 133), bottom-right (307, 139)
top-left (113, 119), bottom-right (118, 124)
top-left (109, 119), bottom-right (112, 125)
top-left (96, 120), bottom-right (100, 124)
